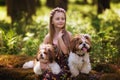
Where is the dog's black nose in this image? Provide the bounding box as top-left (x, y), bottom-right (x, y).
top-left (83, 44), bottom-right (86, 47)
top-left (40, 54), bottom-right (43, 58)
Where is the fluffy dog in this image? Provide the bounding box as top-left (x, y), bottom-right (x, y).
top-left (68, 34), bottom-right (91, 77)
top-left (33, 43), bottom-right (61, 76)
top-left (22, 44), bottom-right (61, 79)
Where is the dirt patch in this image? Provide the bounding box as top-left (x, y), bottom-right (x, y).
top-left (0, 54), bottom-right (35, 80)
top-left (0, 54), bottom-right (34, 68)
top-left (0, 54), bottom-right (120, 80)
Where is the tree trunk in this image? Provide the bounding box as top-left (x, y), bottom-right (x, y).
top-left (46, 0), bottom-right (68, 11)
top-left (35, 0), bottom-right (41, 7)
top-left (6, 0), bottom-right (36, 35)
top-left (97, 0), bottom-right (110, 14)
top-left (55, 0), bottom-right (68, 11)
top-left (46, 0), bottom-right (55, 8)
top-left (6, 0), bottom-right (36, 23)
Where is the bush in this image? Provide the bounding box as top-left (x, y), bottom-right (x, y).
top-left (91, 10), bottom-right (120, 66)
top-left (0, 28), bottom-right (22, 54)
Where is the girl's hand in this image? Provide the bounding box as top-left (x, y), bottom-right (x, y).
top-left (40, 62), bottom-right (48, 71)
top-left (58, 29), bottom-right (64, 39)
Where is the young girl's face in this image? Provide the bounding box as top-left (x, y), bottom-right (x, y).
top-left (52, 11), bottom-right (65, 29)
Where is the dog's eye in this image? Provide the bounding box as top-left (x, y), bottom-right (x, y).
top-left (86, 41), bottom-right (89, 44)
top-left (44, 52), bottom-right (47, 54)
top-left (79, 42), bottom-right (82, 44)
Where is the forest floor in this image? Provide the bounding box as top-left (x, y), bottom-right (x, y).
top-left (0, 54), bottom-right (120, 80)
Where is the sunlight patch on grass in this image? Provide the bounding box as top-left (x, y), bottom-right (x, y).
top-left (69, 0), bottom-right (76, 3)
top-left (0, 6), bottom-right (11, 23)
top-left (111, 3), bottom-right (120, 17)
top-left (35, 15), bottom-right (49, 23)
top-left (36, 6), bottom-right (50, 16)
top-left (0, 7), bottom-right (6, 20)
top-left (41, 0), bottom-right (46, 6)
top-left (68, 2), bottom-right (97, 15)
top-left (33, 6), bottom-right (50, 24)
top-left (113, 9), bottom-right (120, 17)
top-left (0, 11), bottom-right (6, 20)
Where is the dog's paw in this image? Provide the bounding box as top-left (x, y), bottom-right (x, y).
top-left (33, 62), bottom-right (42, 75)
top-left (22, 61), bottom-right (34, 69)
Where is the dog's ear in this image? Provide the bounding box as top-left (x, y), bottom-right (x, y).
top-left (48, 49), bottom-right (55, 63)
top-left (83, 34), bottom-right (91, 51)
top-left (35, 56), bottom-right (39, 61)
top-left (84, 34), bottom-right (91, 42)
top-left (84, 34), bottom-right (91, 39)
top-left (35, 48), bottom-right (40, 61)
top-left (70, 37), bottom-right (80, 52)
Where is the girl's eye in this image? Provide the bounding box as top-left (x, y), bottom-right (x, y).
top-left (56, 18), bottom-right (59, 20)
top-left (55, 17), bottom-right (65, 21)
top-left (62, 18), bottom-right (65, 20)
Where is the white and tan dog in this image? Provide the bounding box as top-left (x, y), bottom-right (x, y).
top-left (68, 34), bottom-right (91, 77)
top-left (23, 44), bottom-right (61, 77)
top-left (33, 43), bottom-right (61, 76)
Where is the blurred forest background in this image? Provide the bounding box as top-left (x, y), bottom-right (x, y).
top-left (0, 0), bottom-right (120, 70)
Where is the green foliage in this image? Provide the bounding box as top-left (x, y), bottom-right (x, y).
top-left (90, 10), bottom-right (120, 66)
top-left (22, 33), bottom-right (39, 56)
top-left (0, 2), bottom-right (120, 66)
top-left (21, 22), bottom-right (48, 56)
top-left (0, 19), bottom-right (48, 55)
top-left (20, 20), bottom-right (48, 56)
top-left (67, 6), bottom-right (120, 66)
top-left (0, 27), bottom-right (22, 54)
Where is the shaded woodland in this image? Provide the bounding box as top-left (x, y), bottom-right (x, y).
top-left (0, 0), bottom-right (120, 80)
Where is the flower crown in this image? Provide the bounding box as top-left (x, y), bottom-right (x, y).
top-left (50, 7), bottom-right (66, 17)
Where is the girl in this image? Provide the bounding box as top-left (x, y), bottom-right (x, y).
top-left (42, 7), bottom-right (72, 80)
